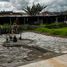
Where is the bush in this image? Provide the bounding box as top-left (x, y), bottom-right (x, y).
top-left (35, 28), bottom-right (50, 33)
top-left (0, 24), bottom-right (11, 34)
top-left (34, 27), bottom-right (67, 37)
top-left (45, 23), bottom-right (67, 29)
top-left (9, 35), bottom-right (12, 41)
top-left (19, 34), bottom-right (22, 40)
top-left (13, 36), bottom-right (17, 42)
top-left (54, 28), bottom-right (67, 36)
top-left (49, 30), bottom-right (62, 35)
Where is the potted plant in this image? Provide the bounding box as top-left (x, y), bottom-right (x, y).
top-left (13, 36), bottom-right (17, 42)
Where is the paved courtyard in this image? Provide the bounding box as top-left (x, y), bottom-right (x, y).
top-left (21, 32), bottom-right (67, 53)
top-left (0, 32), bottom-right (67, 67)
top-left (19, 54), bottom-right (67, 67)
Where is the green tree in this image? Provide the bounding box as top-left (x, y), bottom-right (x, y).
top-left (23, 3), bottom-right (47, 16)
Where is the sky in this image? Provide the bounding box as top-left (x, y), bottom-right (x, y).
top-left (0, 0), bottom-right (67, 12)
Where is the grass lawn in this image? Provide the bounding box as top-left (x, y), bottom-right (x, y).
top-left (34, 27), bottom-right (67, 37)
top-left (0, 23), bottom-right (67, 37)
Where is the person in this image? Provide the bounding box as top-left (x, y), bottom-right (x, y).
top-left (11, 23), bottom-right (18, 34)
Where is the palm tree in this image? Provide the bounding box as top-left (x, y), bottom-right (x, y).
top-left (23, 3), bottom-right (47, 16)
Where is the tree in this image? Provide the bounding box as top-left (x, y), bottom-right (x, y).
top-left (23, 3), bottom-right (47, 16)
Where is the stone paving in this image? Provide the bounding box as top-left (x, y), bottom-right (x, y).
top-left (0, 45), bottom-right (49, 67)
top-left (21, 32), bottom-right (67, 53)
top-left (0, 32), bottom-right (67, 67)
top-left (19, 54), bottom-right (67, 67)
top-left (19, 32), bottom-right (67, 67)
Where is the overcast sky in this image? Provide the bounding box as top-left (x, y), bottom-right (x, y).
top-left (0, 0), bottom-right (67, 12)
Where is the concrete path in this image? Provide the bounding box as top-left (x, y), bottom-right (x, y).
top-left (0, 32), bottom-right (67, 53)
top-left (0, 35), bottom-right (6, 44)
top-left (21, 32), bottom-right (67, 53)
top-left (0, 32), bottom-right (67, 67)
top-left (19, 54), bottom-right (67, 67)
top-left (19, 32), bottom-right (67, 67)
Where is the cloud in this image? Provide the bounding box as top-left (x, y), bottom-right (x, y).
top-left (0, 0), bottom-right (9, 1)
top-left (10, 0), bottom-right (67, 12)
top-left (10, 0), bottom-right (29, 10)
top-left (0, 0), bottom-right (67, 12)
top-left (0, 1), bottom-right (17, 11)
top-left (30, 0), bottom-right (67, 12)
top-left (45, 0), bottom-right (67, 12)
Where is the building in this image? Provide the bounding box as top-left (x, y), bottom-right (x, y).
top-left (0, 11), bottom-right (67, 25)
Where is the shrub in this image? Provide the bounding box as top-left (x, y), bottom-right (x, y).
top-left (19, 34), bottom-right (22, 40)
top-left (34, 27), bottom-right (67, 37)
top-left (0, 24), bottom-right (11, 34)
top-left (35, 28), bottom-right (50, 33)
top-left (45, 23), bottom-right (67, 29)
top-left (6, 37), bottom-right (9, 43)
top-left (13, 36), bottom-right (17, 42)
top-left (9, 35), bottom-right (12, 41)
